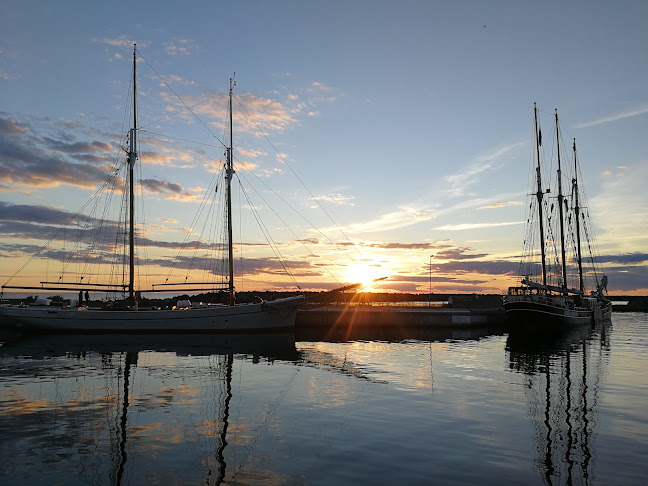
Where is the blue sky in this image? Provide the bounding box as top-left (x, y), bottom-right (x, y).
top-left (1, 1), bottom-right (646, 296)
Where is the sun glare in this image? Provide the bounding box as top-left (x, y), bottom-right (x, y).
top-left (343, 262), bottom-right (380, 291)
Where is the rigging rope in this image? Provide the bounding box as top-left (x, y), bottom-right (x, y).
top-left (135, 49), bottom-right (227, 149)
top-left (233, 94), bottom-right (364, 262)
top-left (237, 178), bottom-right (302, 291)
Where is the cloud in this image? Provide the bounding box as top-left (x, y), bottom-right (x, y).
top-left (574, 104), bottom-right (648, 128)
top-left (434, 221), bottom-right (522, 231)
top-left (366, 242), bottom-right (450, 250)
top-left (387, 274), bottom-right (488, 285)
top-left (598, 265), bottom-right (648, 292)
top-left (91, 37), bottom-right (148, 62)
top-left (41, 137), bottom-right (112, 154)
top-left (341, 206), bottom-right (434, 234)
top-left (237, 147), bottom-right (266, 159)
top-left (431, 260), bottom-right (519, 276)
top-left (0, 201), bottom-right (78, 226)
top-left (0, 113), bottom-right (114, 190)
top-left (311, 193), bottom-right (355, 206)
top-left (0, 202), bottom-right (121, 251)
top-left (478, 201), bottom-right (523, 210)
top-left (162, 74), bottom-right (197, 86)
top-left (597, 252), bottom-right (648, 264)
top-left (92, 36), bottom-right (138, 48)
top-left (306, 81), bottom-right (337, 104)
top-left (140, 178), bottom-right (203, 202)
top-left (144, 254), bottom-right (320, 279)
top-left (172, 91), bottom-right (298, 137)
top-left (444, 142), bottom-right (524, 197)
top-left (0, 117), bottom-right (28, 134)
top-left (590, 163), bottom-right (648, 252)
top-left (163, 39), bottom-right (196, 56)
top-left (434, 247), bottom-right (487, 260)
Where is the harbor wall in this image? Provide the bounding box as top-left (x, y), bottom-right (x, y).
top-left (296, 306), bottom-right (506, 329)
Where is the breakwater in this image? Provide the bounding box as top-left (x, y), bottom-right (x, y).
top-left (296, 305), bottom-right (506, 329)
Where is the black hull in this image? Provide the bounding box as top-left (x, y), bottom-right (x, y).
top-left (504, 301), bottom-right (593, 327)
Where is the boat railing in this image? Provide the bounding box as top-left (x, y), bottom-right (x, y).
top-left (506, 287), bottom-right (593, 312)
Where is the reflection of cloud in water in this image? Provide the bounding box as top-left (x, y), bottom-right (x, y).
top-left (0, 332), bottom-right (299, 484)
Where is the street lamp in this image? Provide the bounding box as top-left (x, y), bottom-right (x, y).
top-left (429, 254), bottom-right (434, 307)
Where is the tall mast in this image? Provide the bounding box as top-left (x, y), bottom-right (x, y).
top-left (534, 103), bottom-right (548, 286)
top-left (555, 110), bottom-right (568, 290)
top-left (572, 138), bottom-right (585, 292)
top-left (226, 75), bottom-right (236, 305)
top-left (128, 43), bottom-right (138, 305)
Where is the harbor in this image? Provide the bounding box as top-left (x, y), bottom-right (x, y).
top-left (296, 294), bottom-right (506, 329)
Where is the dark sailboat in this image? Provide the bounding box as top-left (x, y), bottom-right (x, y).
top-left (503, 104), bottom-right (612, 326)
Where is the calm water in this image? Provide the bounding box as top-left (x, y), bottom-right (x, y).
top-left (1, 313), bottom-right (646, 485)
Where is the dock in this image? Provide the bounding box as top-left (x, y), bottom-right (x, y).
top-left (296, 305), bottom-right (505, 328)
top-left (294, 304), bottom-right (507, 342)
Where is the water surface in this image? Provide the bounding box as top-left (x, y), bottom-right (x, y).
top-left (1, 314), bottom-right (646, 485)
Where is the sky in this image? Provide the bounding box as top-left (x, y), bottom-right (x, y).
top-left (0, 0), bottom-right (646, 297)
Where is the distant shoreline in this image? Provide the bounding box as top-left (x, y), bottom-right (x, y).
top-left (3, 291), bottom-right (646, 312)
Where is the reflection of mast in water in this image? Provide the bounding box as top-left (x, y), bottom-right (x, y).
top-left (542, 361), bottom-right (554, 483)
top-left (507, 324), bottom-right (607, 486)
top-left (215, 354), bottom-right (233, 484)
top-left (112, 351), bottom-right (137, 486)
top-left (107, 350), bottom-right (235, 485)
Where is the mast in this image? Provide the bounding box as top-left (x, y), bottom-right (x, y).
top-left (555, 110), bottom-right (568, 290)
top-left (226, 75), bottom-right (236, 305)
top-left (572, 139), bottom-right (585, 292)
top-left (534, 103), bottom-right (548, 286)
top-left (128, 44), bottom-right (138, 305)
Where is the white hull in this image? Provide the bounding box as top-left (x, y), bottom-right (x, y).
top-left (0, 296), bottom-right (304, 333)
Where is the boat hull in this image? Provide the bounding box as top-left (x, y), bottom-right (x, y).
top-left (0, 296), bottom-right (304, 333)
top-left (503, 293), bottom-right (612, 327)
top-left (504, 299), bottom-right (593, 326)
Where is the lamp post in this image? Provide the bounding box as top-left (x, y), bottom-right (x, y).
top-left (428, 254), bottom-right (434, 307)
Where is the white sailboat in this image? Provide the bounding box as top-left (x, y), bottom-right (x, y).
top-left (0, 45), bottom-right (303, 332)
top-left (503, 104), bottom-right (612, 326)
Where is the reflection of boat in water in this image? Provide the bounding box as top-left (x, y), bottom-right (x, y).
top-left (0, 331), bottom-right (300, 361)
top-left (0, 331), bottom-right (298, 485)
top-left (503, 104), bottom-right (612, 326)
top-left (506, 320), bottom-right (610, 485)
top-left (0, 44), bottom-right (303, 333)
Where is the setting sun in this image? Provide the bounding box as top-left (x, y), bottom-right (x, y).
top-left (342, 261), bottom-right (384, 291)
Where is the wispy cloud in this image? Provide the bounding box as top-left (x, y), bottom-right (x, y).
top-left (140, 179), bottom-right (203, 202)
top-left (166, 91), bottom-right (297, 136)
top-left (434, 221), bottom-right (522, 231)
top-left (590, 163), bottom-right (648, 252)
top-left (430, 260), bottom-right (519, 276)
top-left (163, 38), bottom-right (196, 56)
top-left (161, 74), bottom-right (197, 86)
top-left (92, 36), bottom-right (138, 48)
top-left (342, 206), bottom-right (434, 234)
top-left (91, 37), bottom-right (150, 62)
top-left (311, 193), bottom-right (355, 206)
top-left (575, 104), bottom-right (648, 128)
top-left (365, 242), bottom-right (449, 250)
top-left (477, 201), bottom-right (523, 210)
top-left (0, 117), bottom-right (28, 133)
top-left (434, 247), bottom-right (487, 260)
top-left (444, 142), bottom-right (524, 197)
